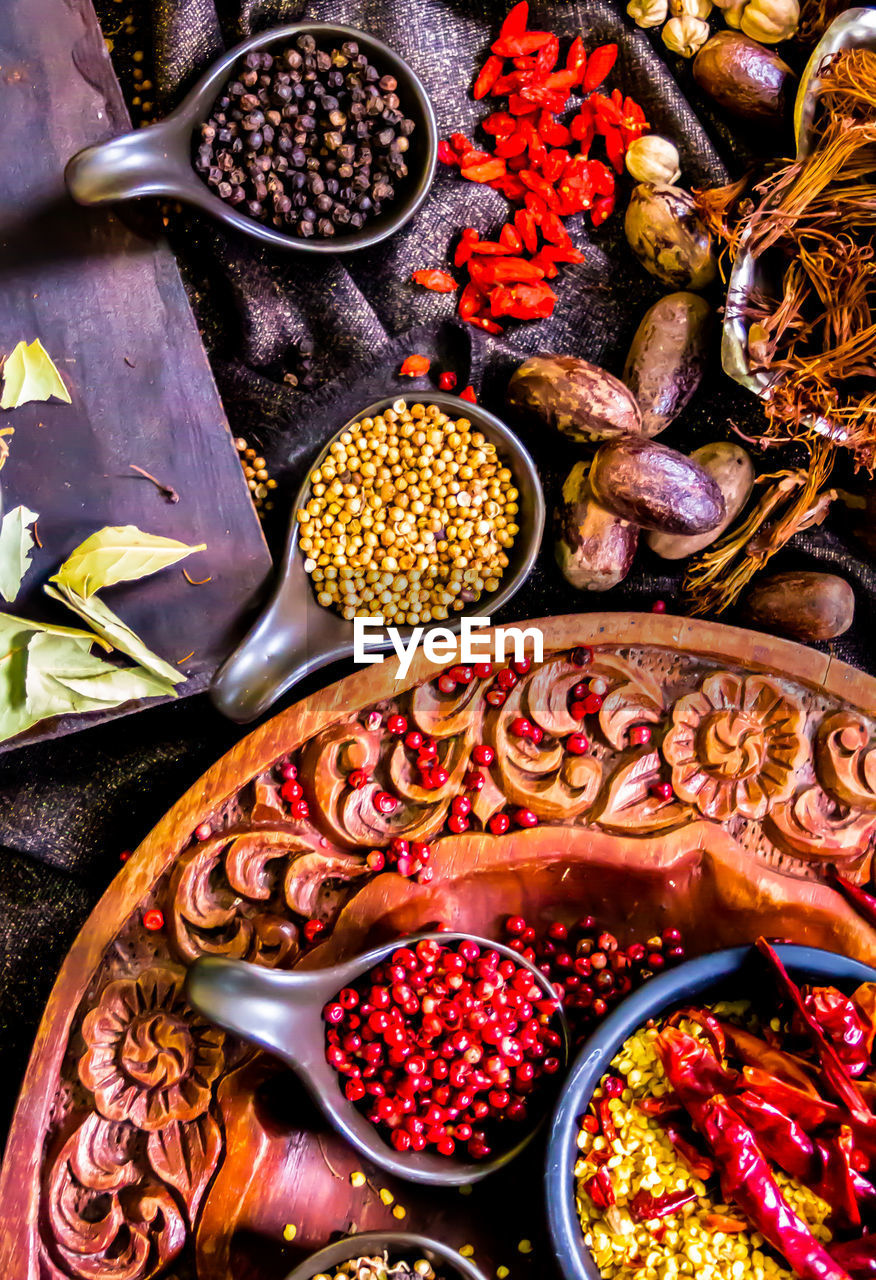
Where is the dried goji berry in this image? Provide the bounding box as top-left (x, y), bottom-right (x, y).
top-left (400, 355), bottom-right (430, 377)
top-left (584, 44), bottom-right (618, 92)
top-left (514, 208), bottom-right (538, 254)
top-left (591, 192), bottom-right (615, 227)
top-left (474, 55), bottom-right (503, 100)
top-left (508, 93), bottom-right (539, 116)
top-left (587, 159), bottom-right (616, 196)
top-left (500, 222), bottom-right (523, 252)
top-left (540, 210), bottom-right (573, 247)
top-left (469, 256), bottom-right (546, 286)
top-left (468, 313), bottom-right (504, 334)
top-left (538, 243), bottom-right (585, 265)
top-left (458, 281), bottom-right (485, 319)
top-left (461, 159), bottom-right (507, 182)
top-left (492, 71), bottom-right (523, 96)
top-left (454, 230), bottom-right (480, 267)
top-left (468, 239), bottom-right (512, 255)
top-left (529, 250), bottom-right (559, 280)
top-left (438, 371), bottom-right (457, 391)
top-left (411, 269), bottom-right (458, 292)
top-left (500, 0), bottom-right (529, 39)
top-left (495, 132), bottom-right (529, 159)
top-left (571, 106), bottom-right (595, 153)
top-left (540, 149), bottom-right (569, 184)
top-left (566, 35), bottom-right (587, 81)
top-left (459, 149), bottom-right (493, 167)
top-left (537, 111), bottom-right (571, 146)
top-left (482, 111), bottom-right (516, 137)
top-left (534, 34), bottom-right (560, 73)
top-left (604, 126), bottom-right (626, 174)
top-left (459, 385), bottom-right (478, 403)
top-left (589, 93), bottom-right (623, 128)
top-left (489, 175), bottom-right (527, 200)
top-left (437, 139), bottom-right (458, 165)
top-left (519, 170), bottom-right (560, 210)
top-left (450, 132), bottom-right (471, 153)
top-left (489, 281), bottom-right (557, 319)
top-left (493, 31), bottom-right (553, 57)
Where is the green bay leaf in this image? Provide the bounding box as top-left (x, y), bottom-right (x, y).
top-left (24, 631), bottom-right (176, 718)
top-left (44, 583), bottom-right (185, 685)
top-left (1, 339), bottom-right (72, 409)
top-left (0, 505), bottom-right (39, 602)
top-left (52, 525), bottom-right (207, 598)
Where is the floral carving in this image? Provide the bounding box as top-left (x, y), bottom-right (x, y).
top-left (816, 712), bottom-right (876, 812)
top-left (167, 828), bottom-right (367, 965)
top-left (662, 673), bottom-right (808, 822)
top-left (766, 785), bottom-right (876, 865)
top-left (45, 1112), bottom-right (185, 1280)
top-left (593, 750), bottom-right (693, 833)
top-left (79, 968), bottom-right (224, 1132)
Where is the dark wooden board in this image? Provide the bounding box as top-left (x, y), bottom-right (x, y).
top-left (0, 0), bottom-right (272, 747)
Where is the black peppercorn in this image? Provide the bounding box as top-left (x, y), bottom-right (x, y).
top-left (194, 35), bottom-right (417, 240)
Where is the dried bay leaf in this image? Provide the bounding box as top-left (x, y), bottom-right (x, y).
top-left (0, 616), bottom-right (41, 742)
top-left (1, 339), bottom-right (72, 409)
top-left (44, 583), bottom-right (184, 685)
top-left (24, 631), bottom-right (176, 719)
top-left (0, 505), bottom-right (38, 602)
top-left (52, 525), bottom-right (207, 598)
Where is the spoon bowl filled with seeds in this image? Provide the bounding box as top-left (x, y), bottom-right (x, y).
top-left (281, 1231), bottom-right (490, 1280)
top-left (210, 393), bottom-right (544, 723)
top-left (65, 23), bottom-right (437, 253)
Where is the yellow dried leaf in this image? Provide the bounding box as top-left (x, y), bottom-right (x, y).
top-left (1, 339), bottom-right (72, 409)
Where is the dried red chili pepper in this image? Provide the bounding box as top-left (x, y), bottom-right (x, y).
top-left (400, 355), bottom-right (431, 377)
top-left (826, 868), bottom-right (876, 932)
top-left (757, 939), bottom-right (876, 1130)
top-left (660, 1120), bottom-right (715, 1181)
top-left (469, 256), bottom-right (546, 287)
top-left (742, 1067), bottom-right (836, 1130)
top-left (629, 1187), bottom-right (697, 1224)
top-left (667, 1007), bottom-right (727, 1060)
top-left (583, 43), bottom-right (618, 91)
top-left (702, 1214), bottom-right (749, 1233)
top-left (461, 159), bottom-right (508, 183)
top-left (437, 140), bottom-right (458, 165)
top-left (583, 1167), bottom-right (615, 1210)
top-left (411, 269), bottom-right (458, 292)
top-left (637, 1094), bottom-right (683, 1117)
top-left (813, 1127), bottom-right (862, 1230)
top-left (729, 1089), bottom-right (815, 1182)
top-left (459, 385), bottom-right (477, 403)
top-left (654, 1027), bottom-right (737, 1100)
top-left (474, 55), bottom-right (503, 100)
top-left (438, 371), bottom-right (457, 391)
top-left (829, 1237), bottom-right (876, 1278)
top-left (854, 983), bottom-right (876, 1056)
top-left (662, 1081), bottom-right (852, 1280)
top-left (805, 987), bottom-right (871, 1077)
top-left (719, 1022), bottom-right (820, 1096)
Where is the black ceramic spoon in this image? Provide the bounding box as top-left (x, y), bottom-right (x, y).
top-left (186, 930), bottom-right (569, 1187)
top-left (65, 23), bottom-right (438, 254)
top-left (281, 1230), bottom-right (490, 1280)
top-left (209, 393), bottom-right (545, 723)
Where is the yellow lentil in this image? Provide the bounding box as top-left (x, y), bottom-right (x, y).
top-left (574, 1017), bottom-right (833, 1280)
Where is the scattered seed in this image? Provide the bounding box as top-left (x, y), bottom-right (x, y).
top-left (282, 1223), bottom-right (297, 1242)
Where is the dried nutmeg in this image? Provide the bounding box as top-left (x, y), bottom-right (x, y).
top-left (742, 571), bottom-right (855, 641)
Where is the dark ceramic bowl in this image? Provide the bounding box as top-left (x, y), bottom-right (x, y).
top-left (210, 391), bottom-right (545, 723)
top-left (282, 1231), bottom-right (490, 1280)
top-left (545, 944), bottom-right (876, 1280)
top-left (65, 23), bottom-right (437, 253)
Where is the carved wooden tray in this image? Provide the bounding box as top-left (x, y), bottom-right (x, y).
top-left (3, 614), bottom-right (876, 1280)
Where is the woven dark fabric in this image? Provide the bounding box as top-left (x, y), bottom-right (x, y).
top-left (2, 0), bottom-right (874, 1140)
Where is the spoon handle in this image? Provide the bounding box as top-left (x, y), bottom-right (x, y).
top-left (186, 956), bottom-right (337, 1068)
top-left (210, 557), bottom-right (353, 722)
top-left (65, 118), bottom-right (200, 206)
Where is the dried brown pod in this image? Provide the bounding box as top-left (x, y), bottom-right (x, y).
top-left (743, 571), bottom-right (855, 641)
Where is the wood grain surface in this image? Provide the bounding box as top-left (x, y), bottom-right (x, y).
top-left (2, 613), bottom-right (876, 1280)
top-left (0, 0), bottom-right (272, 747)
